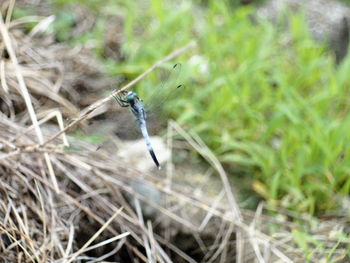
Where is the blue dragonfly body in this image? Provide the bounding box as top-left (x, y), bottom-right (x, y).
top-left (114, 63), bottom-right (183, 169)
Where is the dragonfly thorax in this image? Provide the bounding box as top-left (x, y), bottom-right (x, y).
top-left (126, 91), bottom-right (138, 103)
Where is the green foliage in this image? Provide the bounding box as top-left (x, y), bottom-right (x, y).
top-left (292, 229), bottom-right (350, 262)
top-left (52, 12), bottom-right (76, 42)
top-left (12, 6), bottom-right (35, 18)
top-left (26, 0), bottom-right (350, 215)
top-left (48, 0), bottom-right (103, 10)
top-left (71, 131), bottom-right (106, 144)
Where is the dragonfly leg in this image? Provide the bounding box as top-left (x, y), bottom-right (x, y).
top-left (113, 94), bottom-right (129, 107)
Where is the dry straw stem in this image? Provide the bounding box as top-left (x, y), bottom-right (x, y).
top-left (168, 121), bottom-right (293, 262)
top-left (35, 40), bottom-right (196, 150)
top-left (0, 11), bottom-right (59, 191)
top-left (169, 121), bottom-right (246, 261)
top-left (64, 207), bottom-right (124, 263)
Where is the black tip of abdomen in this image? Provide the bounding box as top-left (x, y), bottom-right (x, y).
top-left (149, 148), bottom-right (161, 169)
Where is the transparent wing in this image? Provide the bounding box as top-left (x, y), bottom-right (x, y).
top-left (143, 63), bottom-right (183, 114)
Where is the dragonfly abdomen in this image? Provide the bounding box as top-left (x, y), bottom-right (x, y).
top-left (139, 118), bottom-right (161, 170)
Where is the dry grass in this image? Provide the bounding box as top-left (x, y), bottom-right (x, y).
top-left (0, 2), bottom-right (349, 262)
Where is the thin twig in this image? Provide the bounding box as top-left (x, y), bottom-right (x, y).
top-left (64, 207), bottom-right (123, 263)
top-left (169, 120), bottom-right (245, 262)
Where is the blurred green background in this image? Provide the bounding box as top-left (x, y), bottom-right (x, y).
top-left (15, 0), bottom-right (350, 216)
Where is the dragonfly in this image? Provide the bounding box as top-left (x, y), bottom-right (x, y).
top-left (113, 63), bottom-right (183, 169)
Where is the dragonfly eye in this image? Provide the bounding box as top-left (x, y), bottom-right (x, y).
top-left (126, 91), bottom-right (137, 102)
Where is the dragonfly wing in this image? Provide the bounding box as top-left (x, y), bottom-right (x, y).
top-left (144, 63), bottom-right (183, 113)
top-left (113, 108), bottom-right (142, 140)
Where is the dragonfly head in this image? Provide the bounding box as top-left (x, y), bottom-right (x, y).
top-left (125, 91), bottom-right (138, 103)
